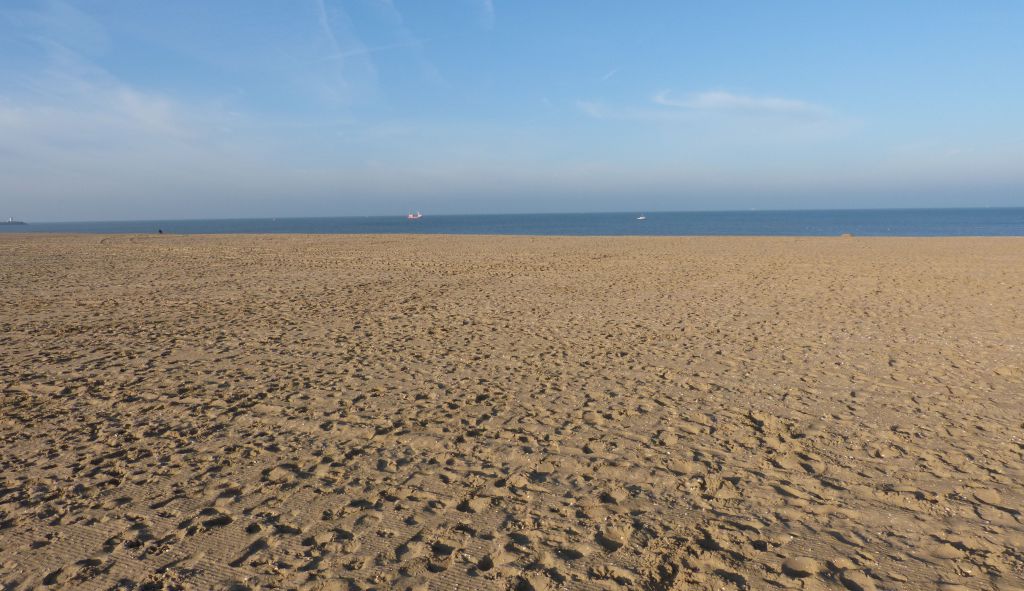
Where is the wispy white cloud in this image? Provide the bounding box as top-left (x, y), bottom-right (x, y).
top-left (577, 91), bottom-right (856, 147)
top-left (575, 99), bottom-right (690, 122)
top-left (601, 68), bottom-right (620, 82)
top-left (313, 0), bottom-right (379, 91)
top-left (314, 0), bottom-right (342, 52)
top-left (479, 0), bottom-right (495, 29)
top-left (0, 65), bottom-right (227, 162)
top-left (0, 24), bottom-right (198, 146)
top-left (365, 0), bottom-right (443, 84)
top-left (575, 100), bottom-right (605, 119)
top-left (4, 0), bottom-right (108, 56)
top-left (579, 89), bottom-right (832, 124)
top-left (653, 90), bottom-right (826, 115)
top-left (320, 38), bottom-right (427, 62)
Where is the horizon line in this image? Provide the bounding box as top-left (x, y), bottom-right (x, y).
top-left (7, 204), bottom-right (1023, 225)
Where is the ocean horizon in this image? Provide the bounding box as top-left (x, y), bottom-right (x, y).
top-left (3, 207), bottom-right (1024, 237)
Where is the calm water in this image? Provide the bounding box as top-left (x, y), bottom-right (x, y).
top-left (3, 208), bottom-right (1024, 236)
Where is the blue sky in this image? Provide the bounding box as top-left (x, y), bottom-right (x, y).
top-left (1, 1), bottom-right (1022, 220)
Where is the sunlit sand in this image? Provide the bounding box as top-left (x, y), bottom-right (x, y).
top-left (1, 234), bottom-right (1022, 590)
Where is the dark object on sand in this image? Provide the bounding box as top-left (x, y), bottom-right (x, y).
top-left (158, 229), bottom-right (164, 234)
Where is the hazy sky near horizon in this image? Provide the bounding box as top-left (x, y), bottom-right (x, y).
top-left (1, 1), bottom-right (1023, 221)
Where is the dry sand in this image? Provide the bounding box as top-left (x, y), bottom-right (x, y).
top-left (1, 234), bottom-right (1023, 591)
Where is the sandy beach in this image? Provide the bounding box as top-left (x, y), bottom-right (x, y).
top-left (1, 233), bottom-right (1022, 590)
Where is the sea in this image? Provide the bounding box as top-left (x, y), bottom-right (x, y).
top-left (2, 208), bottom-right (1024, 237)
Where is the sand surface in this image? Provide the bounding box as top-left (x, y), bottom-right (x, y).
top-left (1, 234), bottom-right (1023, 591)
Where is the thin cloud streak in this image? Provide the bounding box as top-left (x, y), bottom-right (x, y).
top-left (313, 0), bottom-right (381, 92)
top-left (313, 0), bottom-right (342, 53)
top-left (576, 99), bottom-right (695, 122)
top-left (371, 0), bottom-right (444, 84)
top-left (654, 90), bottom-right (826, 115)
top-left (479, 0), bottom-right (495, 28)
top-left (579, 90), bottom-right (833, 125)
top-left (319, 38), bottom-right (427, 62)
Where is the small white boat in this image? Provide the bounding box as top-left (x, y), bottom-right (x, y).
top-left (636, 214), bottom-right (646, 220)
top-left (407, 212), bottom-right (423, 220)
